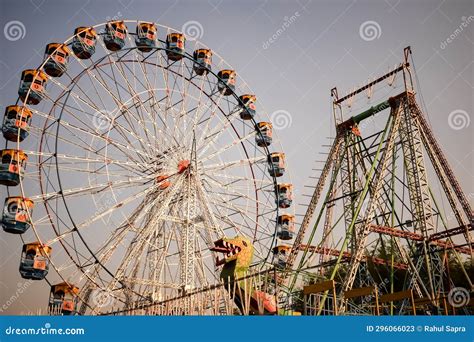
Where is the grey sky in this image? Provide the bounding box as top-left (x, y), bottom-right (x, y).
top-left (0, 0), bottom-right (472, 314)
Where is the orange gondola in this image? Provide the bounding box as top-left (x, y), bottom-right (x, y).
top-left (136, 22), bottom-right (157, 52)
top-left (217, 69), bottom-right (236, 96)
top-left (268, 152), bottom-right (285, 177)
top-left (1, 196), bottom-right (34, 234)
top-left (2, 105), bottom-right (32, 142)
top-left (49, 282), bottom-right (79, 315)
top-left (72, 26), bottom-right (97, 59)
top-left (255, 122), bottom-right (272, 147)
top-left (239, 94), bottom-right (257, 120)
top-left (104, 21), bottom-right (127, 51)
top-left (272, 244), bottom-right (292, 268)
top-left (276, 183), bottom-right (293, 208)
top-left (193, 49), bottom-right (212, 75)
top-left (19, 242), bottom-right (51, 280)
top-left (18, 69), bottom-right (47, 105)
top-left (277, 214), bottom-right (295, 240)
top-left (0, 149), bottom-right (27, 186)
top-left (43, 43), bottom-right (70, 77)
top-left (166, 32), bottom-right (186, 61)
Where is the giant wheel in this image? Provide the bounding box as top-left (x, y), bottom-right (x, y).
top-left (0, 20), bottom-right (294, 314)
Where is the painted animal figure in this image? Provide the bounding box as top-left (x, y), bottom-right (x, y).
top-left (211, 236), bottom-right (278, 315)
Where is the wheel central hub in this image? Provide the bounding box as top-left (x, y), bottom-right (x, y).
top-left (155, 159), bottom-right (191, 189)
top-left (177, 160), bottom-right (190, 174)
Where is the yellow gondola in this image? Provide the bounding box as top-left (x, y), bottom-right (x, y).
top-left (43, 43), bottom-right (70, 77)
top-left (272, 244), bottom-right (292, 268)
top-left (0, 149), bottom-right (27, 186)
top-left (277, 214), bottom-right (295, 240)
top-left (18, 69), bottom-right (47, 105)
top-left (276, 183), bottom-right (293, 208)
top-left (166, 33), bottom-right (186, 61)
top-left (193, 49), bottom-right (212, 75)
top-left (49, 282), bottom-right (79, 315)
top-left (1, 196), bottom-right (34, 234)
top-left (217, 69), bottom-right (236, 96)
top-left (2, 105), bottom-right (32, 142)
top-left (19, 242), bottom-right (51, 280)
top-left (104, 21), bottom-right (127, 51)
top-left (239, 94), bottom-right (257, 120)
top-left (255, 122), bottom-right (272, 147)
top-left (72, 27), bottom-right (97, 59)
top-left (136, 22), bottom-right (157, 52)
top-left (268, 152), bottom-right (285, 177)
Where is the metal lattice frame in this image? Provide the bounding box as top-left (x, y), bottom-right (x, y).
top-left (285, 47), bottom-right (472, 315)
top-left (3, 20), bottom-right (294, 315)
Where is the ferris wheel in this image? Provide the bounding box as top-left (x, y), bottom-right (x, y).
top-left (0, 20), bottom-right (294, 314)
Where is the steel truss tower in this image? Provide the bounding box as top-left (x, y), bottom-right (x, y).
top-left (285, 47), bottom-right (472, 315)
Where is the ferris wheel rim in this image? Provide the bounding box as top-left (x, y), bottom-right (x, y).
top-left (3, 19), bottom-right (295, 313)
top-left (13, 19), bottom-right (290, 158)
top-left (42, 59), bottom-right (267, 293)
top-left (39, 49), bottom-right (272, 240)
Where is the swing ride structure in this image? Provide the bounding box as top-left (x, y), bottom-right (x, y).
top-left (281, 47), bottom-right (473, 316)
top-left (1, 20), bottom-right (295, 315)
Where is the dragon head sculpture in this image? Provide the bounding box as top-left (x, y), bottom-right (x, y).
top-left (210, 235), bottom-right (300, 316)
top-left (210, 236), bottom-right (253, 278)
